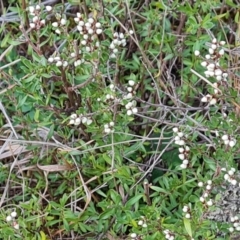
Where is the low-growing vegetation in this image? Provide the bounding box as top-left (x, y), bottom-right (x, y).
top-left (0, 0), bottom-right (240, 239)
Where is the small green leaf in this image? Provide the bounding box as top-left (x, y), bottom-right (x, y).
top-left (47, 124), bottom-right (55, 140)
top-left (40, 231), bottom-right (46, 240)
top-left (34, 109), bottom-right (40, 122)
top-left (125, 194), bottom-right (143, 207)
top-left (184, 218), bottom-right (192, 237)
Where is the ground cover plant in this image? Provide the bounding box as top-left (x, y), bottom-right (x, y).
top-left (0, 0), bottom-right (240, 239)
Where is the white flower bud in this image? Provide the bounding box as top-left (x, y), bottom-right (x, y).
top-left (88, 28), bottom-right (94, 34)
top-left (130, 233), bottom-right (137, 238)
top-left (185, 213), bottom-right (191, 218)
top-left (224, 174), bottom-right (229, 180)
top-left (56, 61), bottom-right (62, 67)
top-left (74, 17), bottom-right (79, 23)
top-left (178, 140), bottom-right (185, 146)
top-left (40, 19), bottom-right (46, 25)
top-left (138, 220), bottom-right (144, 225)
top-left (13, 223), bottom-right (19, 229)
top-left (205, 54), bottom-right (211, 59)
top-left (173, 127), bottom-right (178, 133)
top-left (77, 12), bottom-right (82, 18)
top-left (211, 44), bottom-right (217, 50)
top-left (6, 216), bottom-right (12, 222)
top-left (201, 96), bottom-right (208, 103)
top-left (180, 163), bottom-right (187, 169)
top-left (194, 50), bottom-right (200, 56)
top-left (182, 160), bottom-right (189, 165)
top-left (212, 38), bottom-right (217, 43)
top-left (209, 48), bottom-right (214, 54)
top-left (29, 6), bottom-right (35, 13)
top-left (79, 20), bottom-right (85, 26)
top-left (222, 135), bottom-right (229, 140)
top-left (74, 118), bottom-right (81, 125)
top-left (127, 110), bottom-right (132, 116)
top-left (52, 22), bottom-right (58, 27)
top-left (30, 23), bottom-right (36, 29)
top-left (81, 40), bottom-right (87, 45)
top-left (63, 61), bottom-right (68, 67)
top-left (95, 22), bottom-right (101, 28)
top-left (207, 180), bottom-right (212, 185)
top-left (179, 147), bottom-right (184, 153)
top-left (201, 61), bottom-right (207, 67)
top-left (87, 119), bottom-right (92, 125)
top-left (60, 18), bottom-right (66, 25)
top-left (32, 16), bottom-right (39, 23)
top-left (55, 29), bottom-right (61, 34)
top-left (231, 179), bottom-right (237, 185)
top-left (203, 192), bottom-right (208, 198)
top-left (185, 146), bottom-right (190, 151)
top-left (69, 119), bottom-right (75, 125)
top-left (214, 69), bottom-right (222, 76)
top-left (11, 212), bottom-right (17, 218)
top-left (88, 18), bottom-right (94, 24)
top-left (207, 199), bottom-right (213, 206)
top-left (35, 5), bottom-right (41, 10)
top-left (46, 6), bottom-right (52, 11)
top-left (178, 154), bottom-right (185, 160)
top-left (132, 108), bottom-right (138, 114)
top-left (177, 132), bottom-right (184, 137)
top-left (229, 140), bottom-right (236, 148)
top-left (222, 72), bottom-right (228, 78)
top-left (209, 98), bottom-right (217, 105)
top-left (96, 29), bottom-right (103, 34)
top-left (198, 182), bottom-right (203, 187)
top-left (219, 49), bottom-right (224, 55)
top-left (127, 87), bottom-right (133, 92)
top-left (206, 185), bottom-right (211, 190)
top-left (104, 128), bottom-right (111, 134)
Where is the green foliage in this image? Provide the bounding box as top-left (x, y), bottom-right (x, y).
top-left (0, 0), bottom-right (240, 239)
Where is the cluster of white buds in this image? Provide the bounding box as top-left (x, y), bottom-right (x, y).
top-left (197, 38), bottom-right (228, 105)
top-left (51, 13), bottom-right (68, 35)
top-left (104, 122), bottom-right (114, 134)
top-left (229, 216), bottom-right (240, 232)
top-left (163, 229), bottom-right (175, 240)
top-left (198, 180), bottom-right (213, 206)
top-left (125, 100), bottom-right (138, 116)
top-left (124, 80), bottom-right (136, 99)
top-left (201, 94), bottom-right (217, 105)
top-left (222, 134), bottom-right (236, 148)
top-left (178, 146), bottom-right (190, 169)
top-left (182, 205), bottom-right (191, 219)
top-left (137, 216), bottom-right (148, 228)
top-left (109, 32), bottom-right (127, 58)
top-left (74, 12), bottom-right (101, 52)
top-left (173, 127), bottom-right (186, 146)
top-left (28, 5), bottom-right (46, 29)
top-left (105, 84), bottom-right (116, 101)
top-left (222, 167), bottom-right (238, 186)
top-left (47, 55), bottom-right (68, 67)
top-left (69, 114), bottom-right (92, 126)
top-left (6, 211), bottom-right (19, 230)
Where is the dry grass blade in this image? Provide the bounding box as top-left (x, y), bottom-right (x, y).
top-left (0, 143), bottom-right (29, 160)
top-left (37, 163), bottom-right (74, 172)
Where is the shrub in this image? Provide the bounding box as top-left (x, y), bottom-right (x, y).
top-left (0, 0), bottom-right (240, 239)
